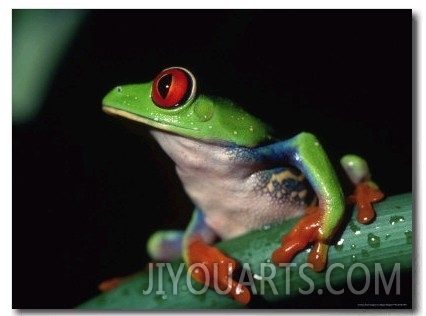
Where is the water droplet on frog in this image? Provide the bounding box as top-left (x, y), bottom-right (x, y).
top-left (161, 294), bottom-right (168, 300)
top-left (351, 244), bottom-right (357, 250)
top-left (367, 233), bottom-right (381, 248)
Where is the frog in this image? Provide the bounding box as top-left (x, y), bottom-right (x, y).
top-left (101, 66), bottom-right (384, 304)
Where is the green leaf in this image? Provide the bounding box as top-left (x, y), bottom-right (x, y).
top-left (77, 193), bottom-right (412, 309)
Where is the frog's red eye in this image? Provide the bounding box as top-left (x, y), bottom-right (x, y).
top-left (151, 67), bottom-right (196, 108)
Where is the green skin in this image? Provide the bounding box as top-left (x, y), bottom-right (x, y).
top-left (102, 84), bottom-right (272, 146)
top-left (102, 67), bottom-right (345, 282)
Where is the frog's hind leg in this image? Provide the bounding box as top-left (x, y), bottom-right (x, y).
top-left (340, 154), bottom-right (385, 224)
top-left (147, 230), bottom-right (186, 262)
top-left (267, 133), bottom-right (345, 272)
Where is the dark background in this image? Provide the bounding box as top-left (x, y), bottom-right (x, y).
top-left (13, 9), bottom-right (412, 308)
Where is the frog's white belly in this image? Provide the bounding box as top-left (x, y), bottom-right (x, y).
top-left (150, 130), bottom-right (310, 240)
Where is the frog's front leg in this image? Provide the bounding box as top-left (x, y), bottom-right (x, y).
top-left (183, 208), bottom-right (251, 304)
top-left (266, 132), bottom-right (345, 272)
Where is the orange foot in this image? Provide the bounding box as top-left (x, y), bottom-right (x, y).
top-left (98, 271), bottom-right (142, 292)
top-left (272, 207), bottom-right (329, 272)
top-left (347, 182), bottom-right (385, 224)
top-left (98, 277), bottom-right (127, 292)
top-left (187, 239), bottom-right (251, 304)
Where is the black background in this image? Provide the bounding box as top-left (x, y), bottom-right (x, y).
top-left (13, 9), bottom-right (413, 308)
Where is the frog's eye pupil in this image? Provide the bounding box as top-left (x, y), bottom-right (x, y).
top-left (157, 74), bottom-right (173, 99)
top-left (151, 67), bottom-right (196, 108)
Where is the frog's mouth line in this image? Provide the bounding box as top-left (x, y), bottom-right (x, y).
top-left (102, 105), bottom-right (198, 133)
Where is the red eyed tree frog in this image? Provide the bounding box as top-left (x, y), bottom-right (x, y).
top-left (102, 67), bottom-right (384, 304)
